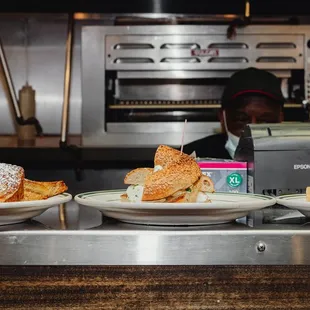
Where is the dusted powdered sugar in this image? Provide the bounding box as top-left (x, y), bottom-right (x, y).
top-left (0, 163), bottom-right (22, 194)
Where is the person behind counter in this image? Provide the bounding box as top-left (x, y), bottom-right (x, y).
top-left (183, 67), bottom-right (285, 159)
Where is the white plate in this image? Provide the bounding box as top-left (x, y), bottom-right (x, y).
top-left (276, 194), bottom-right (310, 217)
top-left (75, 190), bottom-right (276, 226)
top-left (0, 193), bottom-right (72, 226)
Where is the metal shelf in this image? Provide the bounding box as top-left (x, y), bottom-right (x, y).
top-left (1, 202), bottom-right (310, 265)
top-left (109, 102), bottom-right (303, 109)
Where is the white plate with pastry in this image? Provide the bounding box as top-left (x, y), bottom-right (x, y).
top-left (276, 189), bottom-right (310, 217)
top-left (75, 145), bottom-right (276, 226)
top-left (0, 162), bottom-right (71, 225)
top-left (0, 193), bottom-right (72, 225)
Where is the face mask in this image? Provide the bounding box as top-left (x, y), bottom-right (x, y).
top-left (223, 110), bottom-right (240, 158)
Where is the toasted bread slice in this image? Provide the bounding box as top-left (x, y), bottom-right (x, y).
top-left (124, 168), bottom-right (153, 185)
top-left (23, 179), bottom-right (68, 201)
top-left (0, 163), bottom-right (24, 202)
top-left (154, 145), bottom-right (183, 168)
top-left (142, 154), bottom-right (202, 201)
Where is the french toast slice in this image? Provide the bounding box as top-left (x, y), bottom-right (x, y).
top-left (23, 179), bottom-right (68, 201)
top-left (0, 163), bottom-right (24, 202)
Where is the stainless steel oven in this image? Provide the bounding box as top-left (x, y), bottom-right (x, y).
top-left (81, 25), bottom-right (310, 147)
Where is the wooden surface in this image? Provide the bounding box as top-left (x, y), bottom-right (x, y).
top-left (0, 266), bottom-right (310, 309)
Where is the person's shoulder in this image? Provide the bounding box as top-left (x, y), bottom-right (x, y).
top-left (202, 133), bottom-right (227, 144)
top-left (182, 133), bottom-right (228, 158)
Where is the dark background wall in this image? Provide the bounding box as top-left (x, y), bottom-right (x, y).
top-left (0, 0), bottom-right (309, 15)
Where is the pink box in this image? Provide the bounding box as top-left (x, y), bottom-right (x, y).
top-left (196, 158), bottom-right (247, 193)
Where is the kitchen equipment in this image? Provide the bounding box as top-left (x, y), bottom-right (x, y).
top-left (81, 25), bottom-right (310, 148)
top-left (235, 123), bottom-right (310, 195)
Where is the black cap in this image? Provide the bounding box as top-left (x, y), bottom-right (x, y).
top-left (221, 67), bottom-right (285, 109)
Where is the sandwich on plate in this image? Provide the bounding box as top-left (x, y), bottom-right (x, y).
top-left (121, 145), bottom-right (215, 203)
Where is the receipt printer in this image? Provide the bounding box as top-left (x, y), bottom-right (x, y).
top-left (235, 123), bottom-right (310, 195)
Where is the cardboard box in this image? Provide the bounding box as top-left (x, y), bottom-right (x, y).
top-left (196, 158), bottom-right (247, 193)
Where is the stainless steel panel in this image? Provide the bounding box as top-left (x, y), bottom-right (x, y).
top-left (107, 62), bottom-right (300, 71)
top-left (105, 33), bottom-right (304, 70)
top-left (83, 131), bottom-right (215, 147)
top-left (0, 231), bottom-right (297, 265)
top-left (81, 27), bottom-right (106, 139)
top-left (109, 103), bottom-right (221, 109)
top-left (2, 211), bottom-right (310, 265)
top-left (118, 83), bottom-right (223, 101)
top-left (106, 122), bottom-right (218, 133)
top-left (117, 70), bottom-right (292, 79)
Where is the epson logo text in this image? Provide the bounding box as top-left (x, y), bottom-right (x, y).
top-left (294, 164), bottom-right (310, 170)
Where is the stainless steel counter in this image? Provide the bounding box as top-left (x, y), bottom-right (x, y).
top-left (1, 201), bottom-right (310, 265)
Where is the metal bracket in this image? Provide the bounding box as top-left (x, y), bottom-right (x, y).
top-left (60, 13), bottom-right (74, 146)
top-left (59, 13), bottom-right (83, 181)
top-left (226, 1), bottom-right (251, 40)
top-left (226, 1), bottom-right (299, 40)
